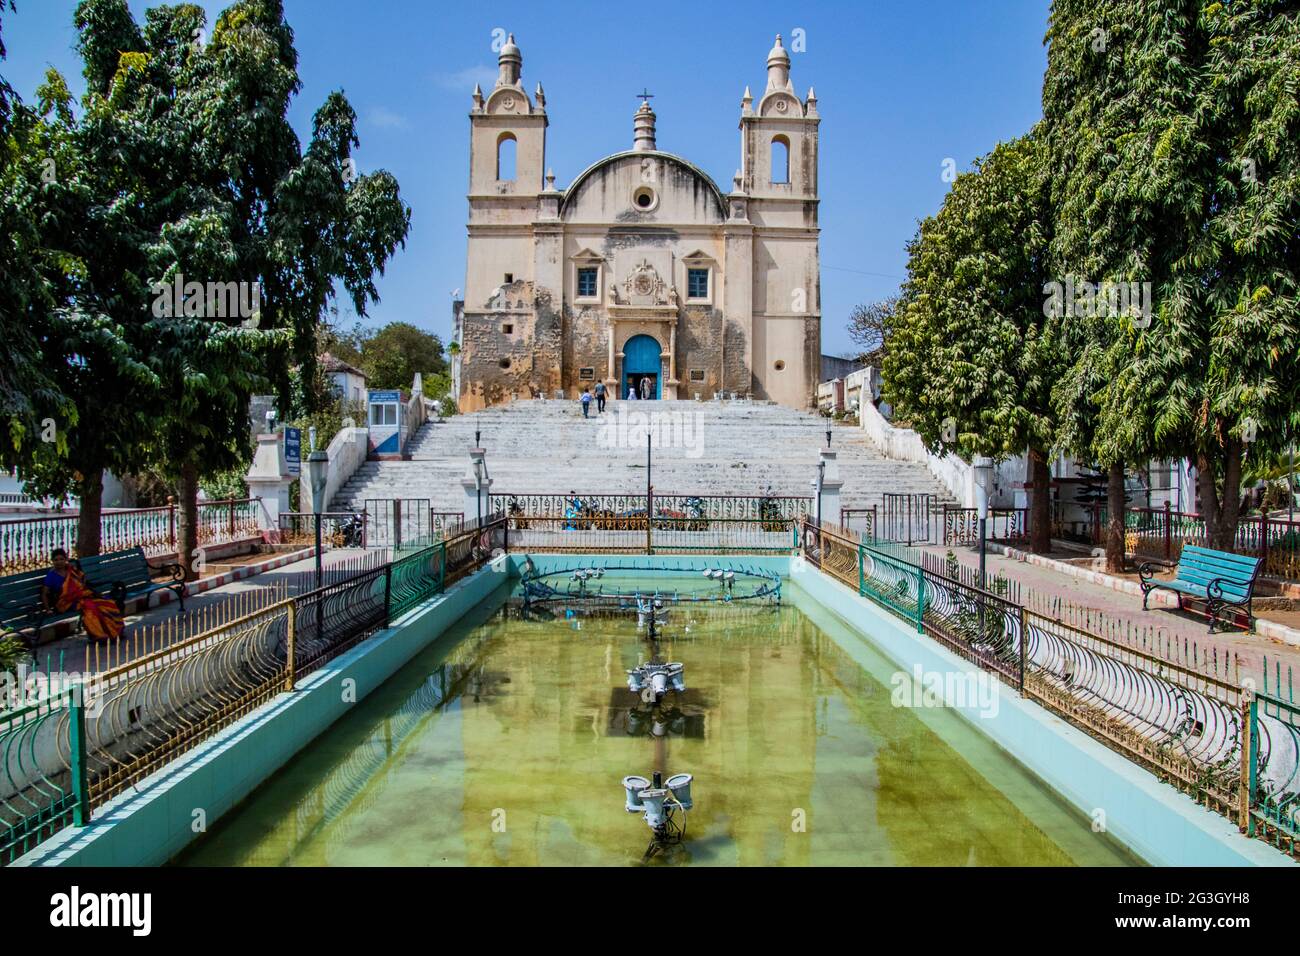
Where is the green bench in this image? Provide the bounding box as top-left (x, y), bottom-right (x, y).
top-left (1139, 544), bottom-right (1262, 633)
top-left (0, 547), bottom-right (184, 644)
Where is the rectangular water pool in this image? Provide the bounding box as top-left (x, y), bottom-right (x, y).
top-left (175, 576), bottom-right (1139, 866)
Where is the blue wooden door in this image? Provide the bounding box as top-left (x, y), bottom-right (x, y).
top-left (623, 334), bottom-right (661, 399)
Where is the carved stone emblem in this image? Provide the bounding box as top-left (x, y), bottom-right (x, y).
top-left (622, 259), bottom-right (669, 305)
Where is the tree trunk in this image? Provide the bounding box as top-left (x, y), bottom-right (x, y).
top-left (75, 468), bottom-right (104, 557)
top-left (1028, 447), bottom-right (1052, 554)
top-left (1105, 462), bottom-right (1126, 574)
top-left (1200, 437), bottom-right (1244, 552)
top-left (177, 461), bottom-right (201, 581)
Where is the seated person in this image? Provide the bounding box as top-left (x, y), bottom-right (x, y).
top-left (41, 548), bottom-right (124, 641)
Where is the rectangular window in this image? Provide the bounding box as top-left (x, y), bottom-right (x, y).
top-left (370, 404), bottom-right (397, 426)
top-left (502, 323), bottom-right (514, 335)
top-left (504, 273), bottom-right (514, 284)
top-left (577, 267), bottom-right (598, 298)
top-left (687, 268), bottom-right (709, 299)
top-left (579, 367), bottom-right (595, 381)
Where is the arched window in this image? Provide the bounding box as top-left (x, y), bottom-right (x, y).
top-left (770, 135), bottom-right (790, 185)
top-left (496, 133), bottom-right (517, 181)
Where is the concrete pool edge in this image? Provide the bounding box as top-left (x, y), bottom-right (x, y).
top-left (13, 551), bottom-right (1288, 867)
top-left (788, 555), bottom-right (1293, 868)
top-left (12, 558), bottom-right (512, 867)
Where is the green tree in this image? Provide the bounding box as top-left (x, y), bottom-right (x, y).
top-left (1043, 0), bottom-right (1300, 557)
top-left (885, 133), bottom-right (1062, 552)
top-left (0, 5), bottom-right (80, 478)
top-left (63, 0), bottom-right (410, 575)
top-left (2, 45), bottom-right (157, 550)
top-left (358, 321), bottom-right (447, 391)
top-left (1041, 0), bottom-right (1202, 569)
top-left (1160, 0), bottom-right (1300, 550)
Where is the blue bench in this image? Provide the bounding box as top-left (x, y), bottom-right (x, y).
top-left (0, 547), bottom-right (184, 645)
top-left (1139, 545), bottom-right (1262, 633)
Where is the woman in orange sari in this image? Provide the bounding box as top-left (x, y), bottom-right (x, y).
top-left (41, 549), bottom-right (124, 640)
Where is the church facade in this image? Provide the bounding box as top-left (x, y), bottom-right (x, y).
top-left (454, 34), bottom-right (821, 411)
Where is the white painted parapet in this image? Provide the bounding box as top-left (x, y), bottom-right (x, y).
top-left (300, 426), bottom-right (369, 514)
top-left (245, 433), bottom-right (292, 533)
top-left (858, 400), bottom-right (978, 507)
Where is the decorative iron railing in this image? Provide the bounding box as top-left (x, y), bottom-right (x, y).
top-left (0, 515), bottom-right (506, 865)
top-left (0, 688), bottom-right (88, 865)
top-left (278, 512), bottom-right (366, 549)
top-left (0, 498), bottom-right (264, 575)
top-left (1248, 666), bottom-right (1300, 855)
top-left (796, 516), bottom-right (1294, 856)
top-left (838, 506), bottom-right (876, 541)
top-left (360, 499), bottom-right (464, 551)
top-left (1126, 506), bottom-right (1300, 581)
top-left (941, 505), bottom-right (1031, 546)
top-left (491, 492), bottom-right (812, 522)
top-left (494, 492), bottom-right (805, 555)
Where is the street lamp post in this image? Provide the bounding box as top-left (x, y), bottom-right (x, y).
top-left (472, 459), bottom-right (483, 529)
top-left (973, 457), bottom-right (994, 591)
top-left (307, 451), bottom-right (329, 591)
top-left (816, 459), bottom-right (825, 527)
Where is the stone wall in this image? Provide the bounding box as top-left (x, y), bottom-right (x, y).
top-left (460, 280), bottom-right (565, 408)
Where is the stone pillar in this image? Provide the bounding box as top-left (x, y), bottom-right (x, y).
top-left (246, 432), bottom-right (293, 538)
top-left (812, 449), bottom-right (843, 525)
top-left (606, 326), bottom-right (617, 390)
top-left (460, 448), bottom-right (493, 525)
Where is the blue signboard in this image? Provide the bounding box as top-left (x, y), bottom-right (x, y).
top-left (368, 390), bottom-right (401, 404)
top-left (284, 426), bottom-right (301, 476)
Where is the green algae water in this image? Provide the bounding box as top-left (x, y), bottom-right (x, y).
top-left (176, 579), bottom-right (1137, 866)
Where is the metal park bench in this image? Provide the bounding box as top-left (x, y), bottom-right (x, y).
top-left (0, 546), bottom-right (184, 644)
top-left (1139, 544), bottom-right (1262, 633)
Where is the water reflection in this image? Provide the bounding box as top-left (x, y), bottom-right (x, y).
top-left (176, 581), bottom-right (1137, 867)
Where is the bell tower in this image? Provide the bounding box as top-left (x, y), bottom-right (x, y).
top-left (740, 34), bottom-right (818, 198)
top-left (738, 34), bottom-right (821, 410)
top-left (468, 33), bottom-right (547, 196)
top-left (462, 34), bottom-right (558, 410)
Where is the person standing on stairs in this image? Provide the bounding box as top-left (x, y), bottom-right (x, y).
top-left (580, 387), bottom-right (592, 419)
top-left (594, 380), bottom-right (607, 414)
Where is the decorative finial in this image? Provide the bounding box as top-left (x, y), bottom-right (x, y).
top-left (767, 34), bottom-right (791, 90)
top-left (497, 32), bottom-right (522, 87)
top-left (632, 92), bottom-right (657, 151)
top-left (545, 168), bottom-right (556, 190)
top-left (535, 82), bottom-right (546, 107)
top-left (472, 83), bottom-right (484, 110)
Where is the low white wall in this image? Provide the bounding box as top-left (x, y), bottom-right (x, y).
top-left (858, 401), bottom-right (977, 506)
top-left (301, 426), bottom-right (370, 513)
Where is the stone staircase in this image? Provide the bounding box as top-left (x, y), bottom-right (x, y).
top-left (334, 399), bottom-right (956, 516)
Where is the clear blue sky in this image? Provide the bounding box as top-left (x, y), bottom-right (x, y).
top-left (4, 0), bottom-right (1050, 357)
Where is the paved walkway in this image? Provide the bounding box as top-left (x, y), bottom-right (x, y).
top-left (923, 542), bottom-right (1300, 691)
top-left (29, 548), bottom-right (380, 676)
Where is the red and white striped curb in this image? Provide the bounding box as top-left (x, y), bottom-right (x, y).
top-left (147, 547), bottom-right (318, 607)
